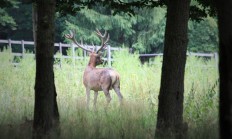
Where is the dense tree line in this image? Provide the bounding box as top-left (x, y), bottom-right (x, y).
top-left (1, 1), bottom-right (218, 53)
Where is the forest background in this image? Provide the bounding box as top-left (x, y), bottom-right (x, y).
top-left (0, 1), bottom-right (218, 54)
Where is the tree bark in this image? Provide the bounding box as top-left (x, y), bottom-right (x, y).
top-left (32, 3), bottom-right (37, 52)
top-left (217, 1), bottom-right (232, 139)
top-left (155, 0), bottom-right (190, 138)
top-left (33, 0), bottom-right (59, 138)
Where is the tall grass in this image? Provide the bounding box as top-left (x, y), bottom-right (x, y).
top-left (0, 49), bottom-right (218, 139)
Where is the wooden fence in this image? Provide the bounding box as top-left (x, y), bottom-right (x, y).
top-left (0, 39), bottom-right (218, 67)
top-left (0, 39), bottom-right (121, 67)
top-left (139, 52), bottom-right (218, 68)
top-left (139, 52), bottom-right (218, 61)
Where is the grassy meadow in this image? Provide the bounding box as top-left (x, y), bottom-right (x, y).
top-left (0, 49), bottom-right (219, 139)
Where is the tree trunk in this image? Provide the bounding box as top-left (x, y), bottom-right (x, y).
top-left (33, 0), bottom-right (59, 138)
top-left (217, 1), bottom-right (232, 138)
top-left (155, 0), bottom-right (190, 138)
top-left (32, 3), bottom-right (37, 52)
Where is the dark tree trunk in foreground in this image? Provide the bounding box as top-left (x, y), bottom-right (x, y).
top-left (155, 0), bottom-right (190, 138)
top-left (33, 0), bottom-right (59, 138)
top-left (217, 1), bottom-right (232, 138)
top-left (32, 3), bottom-right (37, 51)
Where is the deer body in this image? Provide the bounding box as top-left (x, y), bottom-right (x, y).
top-left (65, 30), bottom-right (123, 109)
top-left (83, 67), bottom-right (120, 92)
top-left (83, 53), bottom-right (123, 109)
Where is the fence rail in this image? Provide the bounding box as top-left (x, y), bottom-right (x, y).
top-left (0, 39), bottom-right (218, 67)
top-left (139, 52), bottom-right (216, 57)
top-left (0, 39), bottom-right (122, 67)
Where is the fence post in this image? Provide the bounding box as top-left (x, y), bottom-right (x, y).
top-left (22, 40), bottom-right (25, 58)
top-left (107, 45), bottom-right (111, 67)
top-left (84, 47), bottom-right (87, 60)
top-left (84, 50), bottom-right (86, 59)
top-left (72, 43), bottom-right (75, 67)
top-left (8, 39), bottom-right (12, 52)
top-left (214, 52), bottom-right (219, 69)
top-left (59, 42), bottom-right (62, 67)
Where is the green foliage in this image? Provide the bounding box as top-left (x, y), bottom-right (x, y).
top-left (62, 6), bottom-right (166, 53)
top-left (184, 56), bottom-right (219, 138)
top-left (194, 0), bottom-right (217, 18)
top-left (56, 0), bottom-right (216, 21)
top-left (112, 49), bottom-right (161, 101)
top-left (0, 0), bottom-right (19, 9)
top-left (188, 17), bottom-right (218, 52)
top-left (62, 5), bottom-right (218, 53)
top-left (132, 7), bottom-right (166, 53)
top-left (0, 8), bottom-right (16, 29)
top-left (56, 0), bottom-right (162, 16)
top-left (6, 4), bottom-right (33, 40)
top-left (0, 0), bottom-right (19, 34)
top-left (0, 49), bottom-right (35, 125)
top-left (0, 2), bottom-right (34, 41)
top-left (0, 49), bottom-right (218, 138)
top-left (1, 2), bottom-right (218, 53)
top-left (62, 7), bottom-right (136, 47)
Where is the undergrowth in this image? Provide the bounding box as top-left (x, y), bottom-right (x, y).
top-left (0, 49), bottom-right (218, 139)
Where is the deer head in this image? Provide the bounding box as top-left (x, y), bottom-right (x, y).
top-left (65, 29), bottom-right (109, 67)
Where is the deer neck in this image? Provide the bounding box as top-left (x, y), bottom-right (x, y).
top-left (88, 57), bottom-right (97, 68)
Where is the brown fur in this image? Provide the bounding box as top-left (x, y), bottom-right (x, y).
top-left (83, 52), bottom-right (123, 109)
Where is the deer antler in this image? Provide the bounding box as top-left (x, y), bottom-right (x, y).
top-left (95, 29), bottom-right (110, 53)
top-left (65, 30), bottom-right (93, 53)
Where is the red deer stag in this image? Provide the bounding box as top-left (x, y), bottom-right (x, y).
top-left (65, 29), bottom-right (123, 109)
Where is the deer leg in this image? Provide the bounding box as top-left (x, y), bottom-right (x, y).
top-left (93, 91), bottom-right (98, 110)
top-left (113, 86), bottom-right (123, 105)
top-left (86, 88), bottom-right (91, 110)
top-left (103, 89), bottom-right (111, 107)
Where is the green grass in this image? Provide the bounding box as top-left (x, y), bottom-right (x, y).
top-left (0, 49), bottom-right (219, 139)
